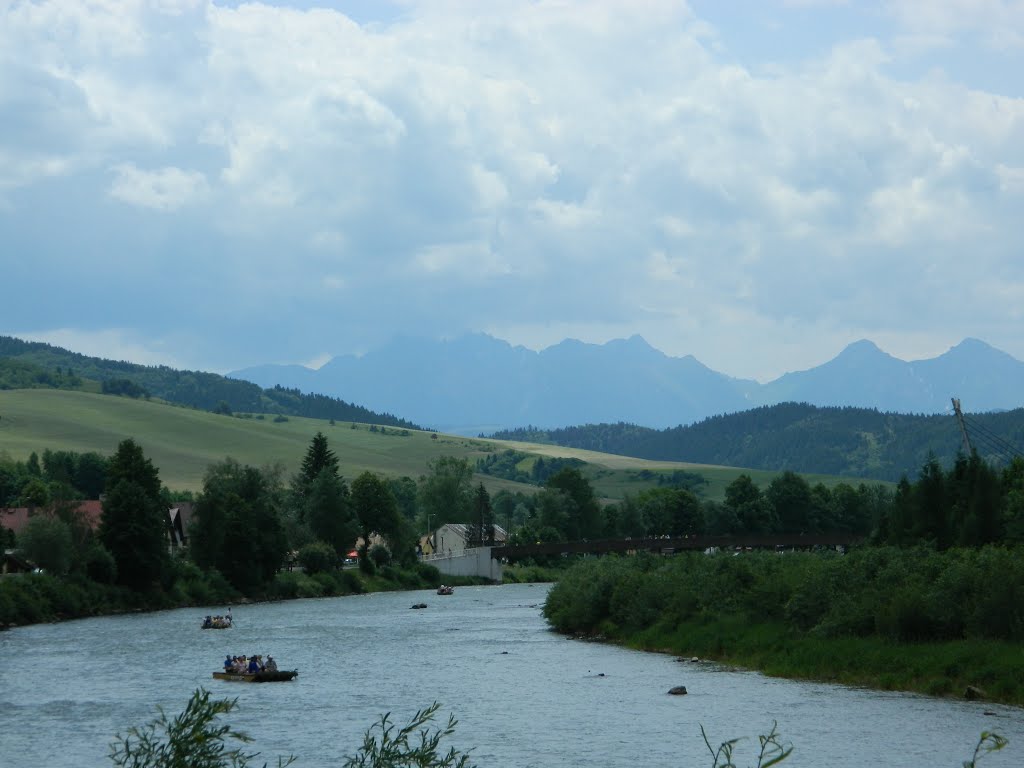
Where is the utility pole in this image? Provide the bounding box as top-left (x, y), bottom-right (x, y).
top-left (952, 397), bottom-right (973, 454)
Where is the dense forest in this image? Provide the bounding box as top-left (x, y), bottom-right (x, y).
top-left (0, 336), bottom-right (418, 428)
top-left (490, 403), bottom-right (1024, 482)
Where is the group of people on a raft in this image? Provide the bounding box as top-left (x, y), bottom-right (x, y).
top-left (202, 614), bottom-right (232, 629)
top-left (224, 653), bottom-right (278, 674)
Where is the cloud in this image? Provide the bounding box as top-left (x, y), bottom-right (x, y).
top-left (109, 163), bottom-right (208, 210)
top-left (885, 0), bottom-right (1024, 50)
top-left (1, 0), bottom-right (1023, 383)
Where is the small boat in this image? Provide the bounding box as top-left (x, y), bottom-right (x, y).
top-left (201, 616), bottom-right (232, 629)
top-left (212, 670), bottom-right (298, 683)
top-left (437, 585), bottom-right (454, 595)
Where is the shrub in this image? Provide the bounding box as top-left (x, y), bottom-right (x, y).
top-left (270, 572), bottom-right (303, 600)
top-left (270, 571), bottom-right (326, 599)
top-left (338, 570), bottom-right (365, 594)
top-left (415, 562), bottom-right (442, 587)
top-left (109, 688), bottom-right (296, 768)
top-left (312, 571), bottom-right (341, 594)
top-left (342, 701), bottom-right (475, 768)
top-left (298, 542), bottom-right (336, 575)
top-left (369, 544), bottom-right (392, 568)
top-left (85, 543), bottom-right (118, 585)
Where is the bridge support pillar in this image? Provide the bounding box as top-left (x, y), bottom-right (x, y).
top-left (429, 547), bottom-right (503, 582)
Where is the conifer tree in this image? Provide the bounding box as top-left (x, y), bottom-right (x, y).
top-left (99, 439), bottom-right (170, 589)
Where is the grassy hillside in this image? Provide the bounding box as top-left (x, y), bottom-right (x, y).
top-left (0, 390), bottom-right (879, 500)
top-left (0, 335), bottom-right (417, 429)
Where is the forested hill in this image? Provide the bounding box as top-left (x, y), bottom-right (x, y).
top-left (489, 403), bottom-right (1024, 482)
top-left (0, 336), bottom-right (419, 429)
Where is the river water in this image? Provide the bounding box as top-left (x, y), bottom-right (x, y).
top-left (1, 583), bottom-right (1022, 767)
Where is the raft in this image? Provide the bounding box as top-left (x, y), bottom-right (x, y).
top-left (212, 670), bottom-right (298, 683)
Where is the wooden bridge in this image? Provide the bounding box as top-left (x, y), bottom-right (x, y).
top-left (490, 533), bottom-right (860, 561)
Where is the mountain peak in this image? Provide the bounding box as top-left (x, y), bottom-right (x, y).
top-left (839, 339), bottom-right (884, 355)
top-left (949, 337), bottom-right (995, 354)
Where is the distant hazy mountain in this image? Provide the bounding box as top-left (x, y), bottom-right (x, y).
top-left (229, 334), bottom-right (1024, 434)
top-left (751, 338), bottom-right (1024, 415)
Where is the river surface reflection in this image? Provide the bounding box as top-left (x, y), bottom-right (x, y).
top-left (1, 583), bottom-right (1023, 767)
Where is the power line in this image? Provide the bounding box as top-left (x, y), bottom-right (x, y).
top-left (953, 400), bottom-right (1024, 466)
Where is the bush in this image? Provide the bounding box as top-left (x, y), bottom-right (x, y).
top-left (0, 575), bottom-right (51, 625)
top-left (312, 571), bottom-right (342, 594)
top-left (342, 701), bottom-right (476, 768)
top-left (298, 542), bottom-right (336, 575)
top-left (110, 688), bottom-right (296, 768)
top-left (85, 543), bottom-right (118, 585)
top-left (0, 584), bottom-right (15, 626)
top-left (270, 571), bottom-right (326, 599)
top-left (369, 544), bottom-right (392, 568)
top-left (415, 562), bottom-right (442, 587)
top-left (338, 570), bottom-right (365, 594)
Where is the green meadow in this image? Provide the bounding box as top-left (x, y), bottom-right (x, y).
top-left (0, 389), bottom-right (872, 499)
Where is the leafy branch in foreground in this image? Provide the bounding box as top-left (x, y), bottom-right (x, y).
top-left (108, 688), bottom-right (1006, 768)
top-left (963, 731), bottom-right (1008, 768)
top-left (701, 721), bottom-right (792, 768)
top-left (108, 688), bottom-right (295, 768)
top-left (342, 701), bottom-right (476, 768)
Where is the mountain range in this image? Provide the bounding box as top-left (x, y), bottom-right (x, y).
top-left (229, 335), bottom-right (1024, 435)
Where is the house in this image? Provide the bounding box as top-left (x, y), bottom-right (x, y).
top-left (0, 501), bottom-right (103, 537)
top-left (1, 500), bottom-right (191, 553)
top-left (426, 523), bottom-right (508, 558)
top-left (2, 548), bottom-right (35, 575)
top-left (168, 502), bottom-right (194, 550)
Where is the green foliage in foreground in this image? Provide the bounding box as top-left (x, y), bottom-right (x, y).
top-left (108, 688), bottom-right (1006, 768)
top-left (702, 721), bottom-right (791, 768)
top-left (109, 689), bottom-right (296, 768)
top-left (543, 546), bottom-right (1024, 705)
top-left (341, 702), bottom-right (474, 768)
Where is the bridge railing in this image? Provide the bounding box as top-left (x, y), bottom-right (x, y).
top-left (490, 534), bottom-right (860, 560)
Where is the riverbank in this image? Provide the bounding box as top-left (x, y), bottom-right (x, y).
top-left (591, 614), bottom-right (1024, 707)
top-left (0, 559), bottom-right (493, 630)
top-left (543, 547), bottom-right (1024, 708)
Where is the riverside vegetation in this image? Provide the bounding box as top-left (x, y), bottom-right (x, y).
top-left (543, 545), bottom-right (1024, 706)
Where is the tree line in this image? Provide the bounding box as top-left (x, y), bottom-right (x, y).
top-left (5, 422), bottom-right (1024, 629)
top-left (489, 402), bottom-right (1024, 482)
top-left (492, 452), bottom-right (1024, 554)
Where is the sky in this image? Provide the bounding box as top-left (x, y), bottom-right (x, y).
top-left (2, 0), bottom-right (1023, 383)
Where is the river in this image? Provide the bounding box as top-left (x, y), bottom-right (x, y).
top-left (1, 583), bottom-right (1022, 767)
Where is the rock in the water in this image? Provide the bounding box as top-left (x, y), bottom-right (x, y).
top-left (668, 685), bottom-right (688, 695)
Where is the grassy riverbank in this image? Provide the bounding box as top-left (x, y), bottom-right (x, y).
top-left (543, 547), bottom-right (1024, 707)
top-left (620, 615), bottom-right (1024, 704)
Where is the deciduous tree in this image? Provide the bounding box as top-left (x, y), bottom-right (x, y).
top-left (545, 467), bottom-right (603, 540)
top-left (17, 514), bottom-right (73, 574)
top-left (418, 456), bottom-right (473, 530)
top-left (190, 459), bottom-right (289, 593)
top-left (351, 471), bottom-right (401, 560)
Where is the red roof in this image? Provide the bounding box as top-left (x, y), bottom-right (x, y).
top-left (0, 500), bottom-right (103, 535)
